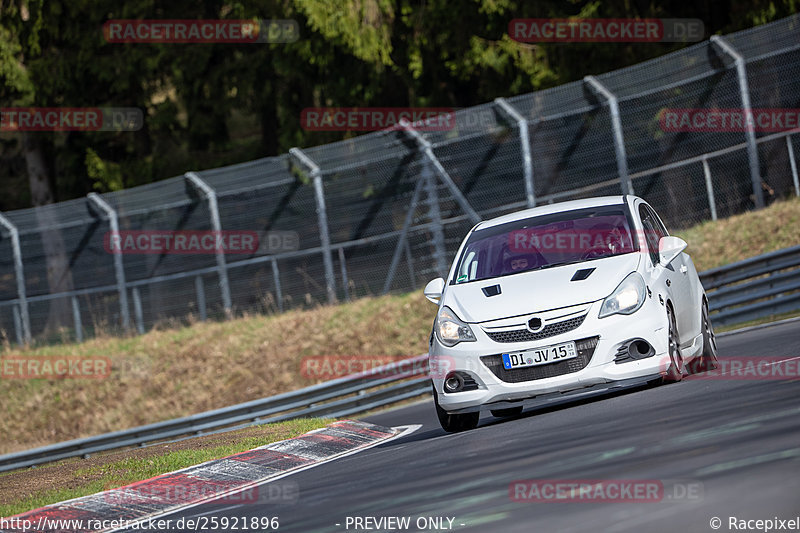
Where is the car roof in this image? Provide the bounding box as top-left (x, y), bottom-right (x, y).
top-left (473, 195), bottom-right (634, 231)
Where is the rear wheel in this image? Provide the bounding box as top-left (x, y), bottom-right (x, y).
top-left (433, 386), bottom-right (479, 433)
top-left (687, 300), bottom-right (719, 374)
top-left (491, 406), bottom-right (523, 418)
top-left (662, 306), bottom-right (684, 383)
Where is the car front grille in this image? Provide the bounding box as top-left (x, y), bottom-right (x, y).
top-left (480, 337), bottom-right (599, 383)
top-left (484, 314), bottom-right (586, 343)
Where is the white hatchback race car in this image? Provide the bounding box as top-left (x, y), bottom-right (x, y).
top-left (424, 195), bottom-right (719, 432)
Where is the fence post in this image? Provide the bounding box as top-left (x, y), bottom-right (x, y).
top-left (131, 287), bottom-right (145, 334)
top-left (288, 148), bottom-right (337, 304)
top-left (195, 276), bottom-right (207, 321)
top-left (338, 247), bottom-right (350, 302)
top-left (184, 172), bottom-right (233, 318)
top-left (584, 76), bottom-right (633, 196)
top-left (71, 296), bottom-right (83, 343)
top-left (382, 174), bottom-right (426, 293)
top-left (495, 97), bottom-right (536, 207)
top-left (710, 35), bottom-right (765, 209)
top-left (702, 157), bottom-right (718, 221)
top-left (12, 305), bottom-right (22, 345)
top-left (87, 193), bottom-right (130, 331)
top-left (398, 119), bottom-right (481, 225)
top-left (787, 136), bottom-right (799, 197)
top-left (424, 162), bottom-right (448, 278)
top-left (271, 259), bottom-right (283, 312)
top-left (0, 212), bottom-right (31, 344)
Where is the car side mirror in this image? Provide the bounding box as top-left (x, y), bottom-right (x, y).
top-left (658, 236), bottom-right (687, 267)
top-left (424, 278), bottom-right (445, 304)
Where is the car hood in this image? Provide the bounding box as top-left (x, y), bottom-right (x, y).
top-left (442, 253), bottom-right (642, 323)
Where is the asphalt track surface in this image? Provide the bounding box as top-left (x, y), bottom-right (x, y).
top-left (120, 320), bottom-right (800, 533)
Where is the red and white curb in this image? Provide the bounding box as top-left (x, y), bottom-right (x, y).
top-left (0, 420), bottom-right (417, 533)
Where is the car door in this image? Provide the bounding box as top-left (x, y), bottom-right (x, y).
top-left (647, 204), bottom-right (701, 342)
top-left (639, 203), bottom-right (694, 344)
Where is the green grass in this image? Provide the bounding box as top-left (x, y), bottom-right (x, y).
top-left (0, 418), bottom-right (331, 518)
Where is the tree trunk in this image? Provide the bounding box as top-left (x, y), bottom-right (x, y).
top-left (23, 131), bottom-right (74, 333)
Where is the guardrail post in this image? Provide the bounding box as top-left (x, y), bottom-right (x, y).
top-left (184, 172), bottom-right (233, 318)
top-left (584, 76), bottom-right (633, 196)
top-left (495, 97), bottom-right (536, 207)
top-left (288, 148), bottom-right (337, 304)
top-left (787, 136), bottom-right (799, 197)
top-left (0, 212), bottom-right (31, 344)
top-left (87, 193), bottom-right (130, 331)
top-left (702, 157), bottom-right (718, 221)
top-left (71, 296), bottom-right (83, 343)
top-left (710, 35), bottom-right (765, 209)
top-left (399, 119), bottom-right (481, 225)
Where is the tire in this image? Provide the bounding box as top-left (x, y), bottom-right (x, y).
top-left (686, 300), bottom-right (719, 374)
top-left (662, 305), bottom-right (684, 383)
top-left (432, 386), bottom-right (479, 433)
top-left (491, 406), bottom-right (523, 418)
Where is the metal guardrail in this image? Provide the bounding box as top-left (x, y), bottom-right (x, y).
top-left (701, 245), bottom-right (800, 326)
top-left (2, 246), bottom-right (799, 472)
top-left (0, 355), bottom-right (431, 473)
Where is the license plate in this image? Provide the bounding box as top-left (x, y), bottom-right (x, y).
top-left (502, 341), bottom-right (577, 370)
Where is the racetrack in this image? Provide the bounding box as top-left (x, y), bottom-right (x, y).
top-left (118, 320), bottom-right (800, 533)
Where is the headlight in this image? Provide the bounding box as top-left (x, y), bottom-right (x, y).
top-left (436, 306), bottom-right (476, 347)
top-left (598, 272), bottom-right (646, 318)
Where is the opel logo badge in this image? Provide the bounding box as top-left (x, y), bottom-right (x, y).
top-left (527, 317), bottom-right (544, 332)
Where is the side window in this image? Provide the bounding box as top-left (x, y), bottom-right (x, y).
top-left (638, 204), bottom-right (660, 266)
top-left (457, 251), bottom-right (477, 282)
top-left (645, 205), bottom-right (669, 239)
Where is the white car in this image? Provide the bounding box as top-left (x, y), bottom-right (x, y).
top-left (424, 195), bottom-right (718, 432)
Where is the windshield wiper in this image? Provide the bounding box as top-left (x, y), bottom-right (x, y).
top-left (536, 259), bottom-right (588, 270)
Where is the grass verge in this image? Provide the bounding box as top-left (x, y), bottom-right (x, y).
top-left (0, 418), bottom-right (331, 517)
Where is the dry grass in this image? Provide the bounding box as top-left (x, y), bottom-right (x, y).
top-left (0, 292), bottom-right (434, 455)
top-left (674, 196), bottom-right (800, 271)
top-left (1, 196), bottom-right (799, 454)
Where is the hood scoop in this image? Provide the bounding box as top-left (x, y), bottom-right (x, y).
top-left (571, 268), bottom-right (596, 281)
top-left (481, 284), bottom-right (502, 297)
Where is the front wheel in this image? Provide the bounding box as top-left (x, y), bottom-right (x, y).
top-left (433, 386), bottom-right (479, 433)
top-left (687, 300), bottom-right (719, 374)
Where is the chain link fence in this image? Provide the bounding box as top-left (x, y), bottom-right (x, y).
top-left (1, 15), bottom-right (799, 345)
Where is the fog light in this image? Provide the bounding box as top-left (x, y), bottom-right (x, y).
top-left (628, 340), bottom-right (654, 360)
top-left (444, 372), bottom-right (465, 393)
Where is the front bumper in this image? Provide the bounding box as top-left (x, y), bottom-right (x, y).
top-left (430, 296), bottom-right (670, 413)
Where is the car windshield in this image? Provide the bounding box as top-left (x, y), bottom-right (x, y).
top-left (452, 205), bottom-right (637, 284)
